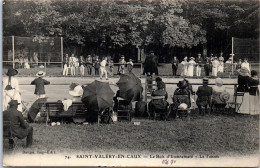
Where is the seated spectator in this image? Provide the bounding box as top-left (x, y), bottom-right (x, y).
top-left (100, 107), bottom-right (113, 124)
top-left (3, 100), bottom-right (33, 149)
top-left (23, 56), bottom-right (30, 69)
top-left (237, 67), bottom-right (250, 92)
top-left (196, 78), bottom-right (213, 115)
top-left (113, 90), bottom-right (132, 112)
top-left (172, 80), bottom-right (191, 109)
top-left (135, 96), bottom-right (148, 118)
top-left (212, 78), bottom-right (229, 109)
top-left (148, 81), bottom-right (169, 120)
top-left (127, 59), bottom-right (134, 72)
top-left (155, 77), bottom-right (165, 90)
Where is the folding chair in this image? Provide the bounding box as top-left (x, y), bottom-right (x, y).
top-left (149, 96), bottom-right (168, 120)
top-left (117, 98), bottom-right (132, 121)
top-left (227, 92), bottom-right (244, 114)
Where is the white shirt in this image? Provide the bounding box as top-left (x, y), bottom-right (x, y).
top-left (100, 60), bottom-right (107, 67)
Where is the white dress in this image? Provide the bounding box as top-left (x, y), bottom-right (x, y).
top-left (187, 60), bottom-right (196, 76)
top-left (212, 60), bottom-right (219, 77)
top-left (180, 61), bottom-right (188, 76)
top-left (2, 77), bottom-right (22, 112)
top-left (218, 61), bottom-right (224, 73)
top-left (241, 62), bottom-right (250, 72)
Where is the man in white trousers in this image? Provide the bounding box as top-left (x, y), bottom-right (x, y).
top-left (69, 54), bottom-right (76, 76)
top-left (100, 57), bottom-right (108, 80)
top-left (196, 53), bottom-right (203, 77)
top-left (63, 54), bottom-right (69, 76)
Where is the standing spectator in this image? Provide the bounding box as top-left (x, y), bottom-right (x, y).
top-left (196, 53), bottom-right (203, 77)
top-left (85, 55), bottom-right (93, 75)
top-left (187, 57), bottom-right (196, 77)
top-left (3, 100), bottom-right (34, 149)
top-left (93, 56), bottom-right (100, 76)
top-left (33, 52), bottom-right (38, 65)
top-left (143, 51), bottom-right (158, 76)
top-left (24, 56), bottom-right (30, 69)
top-left (2, 68), bottom-right (22, 112)
top-left (218, 58), bottom-right (224, 73)
top-left (204, 58), bottom-right (211, 76)
top-left (171, 56), bottom-right (179, 76)
top-left (31, 71), bottom-right (50, 98)
top-left (118, 56), bottom-right (126, 75)
top-left (237, 67), bottom-right (250, 92)
top-left (19, 56), bottom-right (24, 69)
top-left (108, 57), bottom-right (114, 76)
top-left (63, 54), bottom-right (69, 76)
top-left (69, 54), bottom-right (76, 76)
top-left (127, 59), bottom-right (134, 72)
top-left (219, 52), bottom-right (224, 62)
top-left (79, 55), bottom-right (85, 76)
top-left (212, 57), bottom-right (219, 77)
top-left (248, 70), bottom-right (260, 115)
top-left (241, 58), bottom-right (250, 72)
top-left (100, 57), bottom-right (108, 80)
top-left (180, 57), bottom-right (188, 76)
top-left (225, 56), bottom-right (232, 73)
top-left (75, 56), bottom-right (80, 76)
top-left (210, 53), bottom-right (214, 62)
top-left (196, 78), bottom-right (213, 115)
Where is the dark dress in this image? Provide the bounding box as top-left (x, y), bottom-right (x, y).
top-left (143, 55), bottom-right (158, 75)
top-left (248, 77), bottom-right (259, 96)
top-left (135, 100), bottom-right (148, 117)
top-left (237, 75), bottom-right (249, 92)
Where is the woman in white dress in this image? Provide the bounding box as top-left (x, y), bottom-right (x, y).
top-left (187, 57), bottom-right (196, 77)
top-left (218, 59), bottom-right (224, 73)
top-left (24, 56), bottom-right (30, 69)
top-left (180, 57), bottom-right (188, 76)
top-left (2, 68), bottom-right (22, 112)
top-left (241, 58), bottom-right (250, 72)
top-left (212, 57), bottom-right (219, 77)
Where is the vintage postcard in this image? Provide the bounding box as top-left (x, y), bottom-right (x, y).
top-left (2, 0), bottom-right (259, 167)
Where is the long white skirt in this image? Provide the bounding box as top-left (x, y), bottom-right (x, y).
top-left (3, 89), bottom-right (23, 112)
top-left (238, 91), bottom-right (260, 115)
top-left (212, 67), bottom-right (218, 76)
top-left (187, 66), bottom-right (194, 77)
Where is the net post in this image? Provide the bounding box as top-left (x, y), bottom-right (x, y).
top-left (12, 36), bottom-right (15, 68)
top-left (231, 37), bottom-right (234, 75)
top-left (44, 62), bottom-right (47, 74)
top-left (61, 37), bottom-right (64, 69)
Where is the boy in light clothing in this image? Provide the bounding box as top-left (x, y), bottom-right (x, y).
top-left (100, 57), bottom-right (108, 80)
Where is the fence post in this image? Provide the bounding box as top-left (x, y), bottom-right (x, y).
top-left (44, 62), bottom-right (47, 74)
top-left (12, 36), bottom-right (15, 68)
top-left (61, 37), bottom-right (64, 69)
top-left (140, 63), bottom-right (143, 76)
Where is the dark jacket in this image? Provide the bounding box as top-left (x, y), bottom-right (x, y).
top-left (248, 77), bottom-right (259, 96)
top-left (31, 77), bottom-right (50, 95)
top-left (3, 107), bottom-right (30, 139)
top-left (196, 85), bottom-right (213, 106)
top-left (152, 89), bottom-right (168, 100)
top-left (135, 100), bottom-right (147, 117)
top-left (171, 59), bottom-right (179, 69)
top-left (237, 75), bottom-right (249, 92)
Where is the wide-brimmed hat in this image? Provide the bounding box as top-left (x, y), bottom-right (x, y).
top-left (197, 53), bottom-right (201, 56)
top-left (6, 68), bottom-right (18, 76)
top-left (36, 71), bottom-right (46, 77)
top-left (8, 100), bottom-right (20, 106)
top-left (219, 56), bottom-right (224, 61)
top-left (220, 92), bottom-right (230, 102)
top-left (238, 67), bottom-right (250, 76)
top-left (203, 78), bottom-right (209, 84)
top-left (190, 57), bottom-right (195, 60)
top-left (69, 85), bottom-right (83, 97)
top-left (215, 78), bottom-right (223, 86)
top-left (177, 80), bottom-right (187, 89)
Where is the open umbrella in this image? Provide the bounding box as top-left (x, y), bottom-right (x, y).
top-left (116, 72), bottom-right (143, 103)
top-left (81, 80), bottom-right (114, 112)
top-left (27, 98), bottom-right (48, 122)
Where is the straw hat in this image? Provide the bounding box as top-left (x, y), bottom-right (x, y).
top-left (238, 67), bottom-right (250, 76)
top-left (215, 78), bottom-right (223, 86)
top-left (220, 92), bottom-right (230, 102)
top-left (203, 78), bottom-right (209, 84)
top-left (6, 68), bottom-right (18, 76)
top-left (69, 85), bottom-right (83, 97)
top-left (190, 57), bottom-right (195, 60)
top-left (36, 71), bottom-right (46, 77)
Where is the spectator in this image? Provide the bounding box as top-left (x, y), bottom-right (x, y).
top-left (241, 58), bottom-right (250, 72)
top-left (24, 56), bottom-right (30, 69)
top-left (79, 55), bottom-right (85, 76)
top-left (187, 57), bottom-right (196, 77)
top-left (69, 54), bottom-right (76, 76)
top-left (218, 57), bottom-right (224, 73)
top-left (212, 57), bottom-right (219, 77)
top-left (237, 67), bottom-right (250, 92)
top-left (196, 78), bottom-right (213, 115)
top-left (31, 71), bottom-right (50, 99)
top-left (100, 57), bottom-right (108, 80)
top-left (155, 77), bottom-right (165, 90)
top-left (118, 56), bottom-right (126, 75)
top-left (75, 56), bottom-right (80, 76)
top-left (3, 68), bottom-right (22, 112)
top-left (19, 56), bottom-right (24, 69)
top-left (63, 54), bottom-right (69, 76)
top-left (212, 78), bottom-right (229, 110)
top-left (127, 59), bottom-right (134, 72)
top-left (93, 56), bottom-right (100, 76)
top-left (171, 56), bottom-right (179, 76)
top-left (3, 100), bottom-right (33, 149)
top-left (196, 53), bottom-right (203, 77)
top-left (108, 57), bottom-right (114, 76)
top-left (236, 59), bottom-right (242, 70)
top-left (248, 70), bottom-right (260, 115)
top-left (204, 58), bottom-right (211, 76)
top-left (180, 56), bottom-right (188, 76)
top-left (172, 80), bottom-right (191, 112)
top-left (143, 51), bottom-right (158, 76)
top-left (33, 52), bottom-right (38, 65)
top-left (85, 55), bottom-right (93, 75)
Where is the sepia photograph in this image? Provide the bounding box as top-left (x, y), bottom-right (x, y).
top-left (1, 0), bottom-right (259, 166)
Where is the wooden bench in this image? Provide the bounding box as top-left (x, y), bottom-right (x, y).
top-left (39, 102), bottom-right (88, 124)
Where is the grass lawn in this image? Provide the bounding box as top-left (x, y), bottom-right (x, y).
top-left (3, 114), bottom-right (259, 156)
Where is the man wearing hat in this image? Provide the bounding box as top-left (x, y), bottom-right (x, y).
top-left (212, 57), bottom-right (219, 77)
top-left (143, 51), bottom-right (159, 76)
top-left (171, 56), bottom-right (179, 76)
top-left (63, 54), bottom-right (69, 76)
top-left (3, 100), bottom-right (34, 149)
top-left (204, 58), bottom-right (211, 76)
top-left (196, 53), bottom-right (203, 77)
top-left (127, 59), bottom-right (134, 72)
top-left (85, 55), bottom-right (93, 75)
top-left (196, 78), bottom-right (213, 115)
top-left (3, 68), bottom-right (23, 112)
top-left (118, 56), bottom-right (126, 75)
top-left (31, 71), bottom-right (50, 98)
